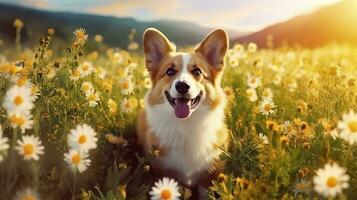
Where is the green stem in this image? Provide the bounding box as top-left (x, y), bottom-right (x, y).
top-left (31, 161), bottom-right (39, 190)
top-left (326, 136), bottom-right (331, 159)
top-left (15, 28), bottom-right (21, 51)
top-left (6, 127), bottom-right (18, 197)
top-left (9, 127), bottom-right (18, 171)
top-left (100, 101), bottom-right (112, 125)
top-left (72, 172), bottom-right (77, 200)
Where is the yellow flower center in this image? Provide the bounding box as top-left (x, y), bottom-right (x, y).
top-left (13, 95), bottom-right (24, 106)
top-left (23, 144), bottom-right (34, 156)
top-left (125, 102), bottom-right (131, 109)
top-left (122, 82), bottom-right (129, 89)
top-left (160, 189), bottom-right (172, 200)
top-left (326, 176), bottom-right (337, 188)
top-left (82, 85), bottom-right (90, 92)
top-left (9, 114), bottom-right (25, 126)
top-left (88, 94), bottom-right (97, 101)
top-left (73, 70), bottom-right (80, 77)
top-left (264, 104), bottom-right (272, 112)
top-left (109, 102), bottom-right (117, 112)
top-left (17, 77), bottom-right (27, 86)
top-left (348, 121), bottom-right (357, 132)
top-left (82, 64), bottom-right (89, 71)
top-left (77, 32), bottom-right (85, 40)
top-left (23, 195), bottom-right (36, 200)
top-left (78, 135), bottom-right (87, 144)
top-left (72, 154), bottom-right (81, 165)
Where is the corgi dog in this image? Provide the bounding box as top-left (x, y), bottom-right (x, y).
top-left (137, 28), bottom-right (229, 195)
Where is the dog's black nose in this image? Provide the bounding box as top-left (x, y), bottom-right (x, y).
top-left (175, 81), bottom-right (190, 94)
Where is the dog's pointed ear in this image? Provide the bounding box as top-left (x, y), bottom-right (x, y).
top-left (143, 28), bottom-right (174, 70)
top-left (195, 29), bottom-right (229, 71)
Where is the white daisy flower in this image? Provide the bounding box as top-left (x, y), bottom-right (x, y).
top-left (120, 98), bottom-right (134, 113)
top-left (108, 99), bottom-right (117, 113)
top-left (7, 110), bottom-right (33, 133)
top-left (113, 52), bottom-right (124, 64)
top-left (247, 42), bottom-right (258, 53)
top-left (79, 61), bottom-right (94, 77)
top-left (246, 73), bottom-right (261, 89)
top-left (73, 28), bottom-right (88, 47)
top-left (227, 49), bottom-right (237, 59)
top-left (95, 67), bottom-right (107, 79)
top-left (124, 63), bottom-right (137, 76)
top-left (81, 81), bottom-right (94, 95)
top-left (258, 133), bottom-right (269, 145)
top-left (338, 110), bottom-right (357, 145)
top-left (67, 124), bottom-right (97, 153)
top-left (3, 85), bottom-right (34, 112)
top-left (64, 149), bottom-right (91, 173)
top-left (30, 85), bottom-right (40, 101)
top-left (0, 125), bottom-right (9, 162)
top-left (149, 177), bottom-right (181, 200)
top-left (282, 121), bottom-right (296, 138)
top-left (69, 68), bottom-right (81, 82)
top-left (229, 57), bottom-right (239, 68)
top-left (246, 88), bottom-right (258, 102)
top-left (233, 43), bottom-right (245, 53)
top-left (15, 135), bottom-right (44, 161)
top-left (258, 98), bottom-right (277, 116)
top-left (14, 188), bottom-right (41, 200)
top-left (85, 91), bottom-right (100, 107)
top-left (313, 163), bottom-right (349, 198)
top-left (119, 77), bottom-right (134, 95)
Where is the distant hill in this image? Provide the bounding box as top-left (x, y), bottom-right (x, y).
top-left (0, 3), bottom-right (245, 49)
top-left (234, 0), bottom-right (357, 48)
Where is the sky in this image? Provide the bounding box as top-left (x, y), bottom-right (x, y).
top-left (0, 0), bottom-right (342, 31)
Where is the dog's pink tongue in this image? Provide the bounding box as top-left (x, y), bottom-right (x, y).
top-left (174, 99), bottom-right (191, 119)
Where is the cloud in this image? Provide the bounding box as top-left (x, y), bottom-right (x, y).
top-left (19, 0), bottom-right (50, 9)
top-left (88, 0), bottom-right (182, 17)
top-left (4, 0), bottom-right (343, 31)
top-left (86, 0), bottom-right (265, 30)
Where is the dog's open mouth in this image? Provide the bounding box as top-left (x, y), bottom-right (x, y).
top-left (165, 91), bottom-right (202, 119)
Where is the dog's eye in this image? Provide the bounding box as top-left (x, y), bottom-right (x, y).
top-left (166, 67), bottom-right (177, 76)
top-left (192, 67), bottom-right (202, 76)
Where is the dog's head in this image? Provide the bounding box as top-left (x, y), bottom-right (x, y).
top-left (143, 28), bottom-right (228, 119)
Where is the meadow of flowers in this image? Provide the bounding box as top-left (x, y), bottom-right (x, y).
top-left (0, 19), bottom-right (357, 200)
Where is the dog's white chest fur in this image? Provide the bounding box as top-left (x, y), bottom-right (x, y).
top-left (144, 94), bottom-right (225, 185)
